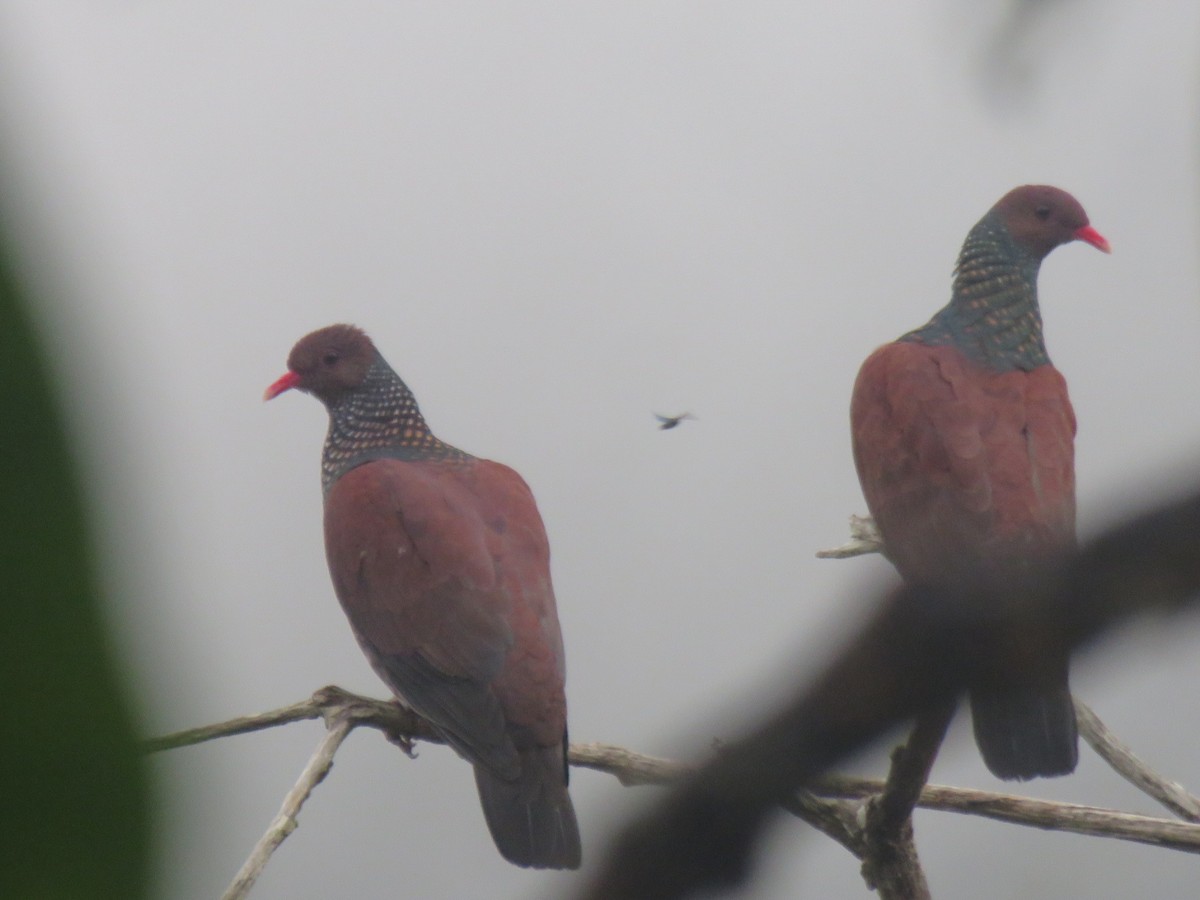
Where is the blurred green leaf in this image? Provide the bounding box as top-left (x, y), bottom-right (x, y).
top-left (0, 232), bottom-right (154, 898)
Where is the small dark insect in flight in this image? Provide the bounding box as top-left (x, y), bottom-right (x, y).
top-left (654, 412), bottom-right (696, 430)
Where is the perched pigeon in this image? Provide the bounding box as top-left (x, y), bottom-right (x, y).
top-left (266, 325), bottom-right (581, 867)
top-left (850, 186), bottom-right (1109, 780)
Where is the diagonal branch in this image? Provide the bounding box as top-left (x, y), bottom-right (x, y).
top-left (871, 704), bottom-right (955, 834)
top-left (815, 514), bottom-right (1200, 826)
top-left (220, 717), bottom-right (354, 900)
top-left (1075, 699), bottom-right (1200, 822)
top-left (859, 703), bottom-right (955, 899)
top-left (577, 491), bottom-right (1200, 899)
top-left (143, 699), bottom-right (321, 753)
top-left (780, 791), bottom-right (865, 859)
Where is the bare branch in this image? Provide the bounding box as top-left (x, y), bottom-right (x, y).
top-left (577, 491), bottom-right (1200, 899)
top-left (871, 705), bottom-right (954, 833)
top-left (145, 686), bottom-right (442, 755)
top-left (817, 516), bottom-right (1200, 827)
top-left (816, 514), bottom-right (884, 559)
top-left (148, 489), bottom-right (1200, 898)
top-left (576, 741), bottom-right (869, 858)
top-left (220, 717), bottom-right (354, 900)
top-left (814, 776), bottom-right (1200, 854)
top-left (860, 704), bottom-right (954, 899)
top-left (1075, 699), bottom-right (1200, 822)
top-left (144, 698), bottom-right (324, 752)
top-left (149, 690), bottom-right (1200, 861)
top-left (569, 738), bottom-right (1200, 854)
top-left (780, 791), bottom-right (865, 858)
top-left (568, 742), bottom-right (690, 786)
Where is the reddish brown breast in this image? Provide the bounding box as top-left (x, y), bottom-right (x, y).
top-left (323, 456), bottom-right (567, 747)
top-left (851, 341), bottom-right (1076, 586)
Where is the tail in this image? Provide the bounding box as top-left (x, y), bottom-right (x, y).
top-left (474, 743), bottom-right (581, 869)
top-left (969, 681), bottom-right (1078, 780)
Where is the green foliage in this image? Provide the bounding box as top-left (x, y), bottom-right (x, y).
top-left (0, 237), bottom-right (154, 898)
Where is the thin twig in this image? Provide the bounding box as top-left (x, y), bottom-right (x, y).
top-left (816, 514), bottom-right (884, 559)
top-left (781, 792), bottom-right (865, 858)
top-left (144, 698), bottom-right (324, 752)
top-left (569, 741), bottom-right (688, 786)
top-left (813, 776), bottom-right (1200, 854)
top-left (145, 685), bottom-right (442, 755)
top-left (220, 718), bottom-right (354, 900)
top-left (1075, 699), bottom-right (1200, 822)
top-left (577, 741), bottom-right (870, 856)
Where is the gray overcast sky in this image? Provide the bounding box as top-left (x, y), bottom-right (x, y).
top-left (3, 3), bottom-right (1200, 898)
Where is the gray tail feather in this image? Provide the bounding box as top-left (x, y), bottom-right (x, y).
top-left (969, 682), bottom-right (1078, 781)
top-left (474, 744), bottom-right (581, 869)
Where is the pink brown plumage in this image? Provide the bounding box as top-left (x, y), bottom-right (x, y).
top-left (267, 324), bottom-right (580, 868)
top-left (850, 186), bottom-right (1108, 780)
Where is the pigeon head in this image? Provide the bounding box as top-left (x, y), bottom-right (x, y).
top-left (265, 324), bottom-right (377, 404)
top-left (991, 185), bottom-right (1110, 260)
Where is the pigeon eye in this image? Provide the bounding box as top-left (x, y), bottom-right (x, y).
top-left (322, 351), bottom-right (340, 367)
top-left (1035, 205), bottom-right (1051, 221)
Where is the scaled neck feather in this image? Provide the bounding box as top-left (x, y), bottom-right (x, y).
top-left (321, 356), bottom-right (471, 492)
top-left (902, 213), bottom-right (1050, 372)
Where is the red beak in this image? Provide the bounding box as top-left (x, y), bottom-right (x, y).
top-left (1074, 224), bottom-right (1111, 254)
top-left (264, 371), bottom-right (301, 401)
